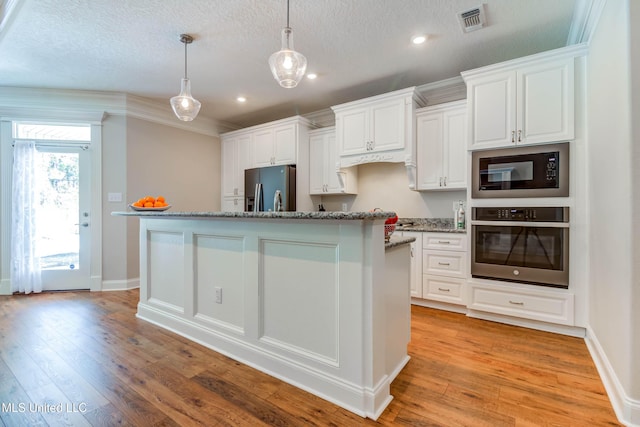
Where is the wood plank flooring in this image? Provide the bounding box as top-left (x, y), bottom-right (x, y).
top-left (0, 289), bottom-right (621, 426)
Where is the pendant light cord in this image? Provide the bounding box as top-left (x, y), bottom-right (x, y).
top-left (286, 0), bottom-right (290, 28)
top-left (184, 40), bottom-right (188, 79)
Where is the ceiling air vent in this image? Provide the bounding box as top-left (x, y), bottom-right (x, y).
top-left (458, 4), bottom-right (486, 33)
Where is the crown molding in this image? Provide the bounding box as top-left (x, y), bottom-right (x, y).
top-left (567, 0), bottom-right (607, 45)
top-left (417, 76), bottom-right (467, 106)
top-left (461, 43), bottom-right (589, 81)
top-left (0, 87), bottom-right (235, 136)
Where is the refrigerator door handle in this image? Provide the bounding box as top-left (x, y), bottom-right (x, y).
top-left (254, 183), bottom-right (262, 212)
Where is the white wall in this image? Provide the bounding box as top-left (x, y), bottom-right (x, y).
top-left (101, 115), bottom-right (129, 282)
top-left (113, 116), bottom-right (220, 282)
top-left (320, 162), bottom-right (466, 219)
top-left (586, 0), bottom-right (638, 422)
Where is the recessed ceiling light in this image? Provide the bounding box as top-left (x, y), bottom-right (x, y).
top-left (411, 35), bottom-right (427, 45)
top-left (306, 73), bottom-right (318, 80)
top-left (237, 96), bottom-right (247, 103)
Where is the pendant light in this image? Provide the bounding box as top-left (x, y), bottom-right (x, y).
top-left (268, 0), bottom-right (307, 88)
top-left (170, 34), bottom-right (201, 121)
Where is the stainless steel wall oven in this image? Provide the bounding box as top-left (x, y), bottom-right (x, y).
top-left (471, 207), bottom-right (569, 288)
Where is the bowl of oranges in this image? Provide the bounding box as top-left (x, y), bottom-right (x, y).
top-left (130, 196), bottom-right (171, 211)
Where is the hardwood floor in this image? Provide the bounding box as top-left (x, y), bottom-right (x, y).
top-left (0, 289), bottom-right (621, 426)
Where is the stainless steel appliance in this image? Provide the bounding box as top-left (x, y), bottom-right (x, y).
top-left (472, 143), bottom-right (569, 199)
top-left (245, 165), bottom-right (296, 212)
top-left (471, 207), bottom-right (569, 288)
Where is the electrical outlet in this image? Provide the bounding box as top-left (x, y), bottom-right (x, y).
top-left (342, 203), bottom-right (348, 211)
top-left (214, 287), bottom-right (222, 304)
top-left (108, 192), bottom-right (122, 202)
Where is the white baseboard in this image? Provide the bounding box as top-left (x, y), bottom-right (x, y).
top-left (101, 278), bottom-right (140, 291)
top-left (585, 326), bottom-right (640, 427)
top-left (411, 298), bottom-right (468, 314)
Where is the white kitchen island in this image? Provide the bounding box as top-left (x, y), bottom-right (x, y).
top-left (112, 210), bottom-right (413, 420)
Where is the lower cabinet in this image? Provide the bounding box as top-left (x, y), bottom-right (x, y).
top-left (422, 232), bottom-right (467, 306)
top-left (222, 196), bottom-right (243, 212)
top-left (401, 231), bottom-right (423, 298)
top-left (423, 275), bottom-right (466, 305)
top-left (468, 281), bottom-right (575, 326)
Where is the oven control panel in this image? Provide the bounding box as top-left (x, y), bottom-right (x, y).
top-left (473, 207), bottom-right (569, 222)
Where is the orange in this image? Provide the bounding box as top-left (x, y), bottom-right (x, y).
top-left (156, 196), bottom-right (165, 203)
top-left (132, 201), bottom-right (143, 207)
top-left (144, 202), bottom-right (154, 208)
top-left (145, 196), bottom-right (155, 204)
top-left (153, 201), bottom-right (165, 208)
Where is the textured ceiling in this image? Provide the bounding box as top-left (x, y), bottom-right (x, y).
top-left (0, 0), bottom-right (577, 128)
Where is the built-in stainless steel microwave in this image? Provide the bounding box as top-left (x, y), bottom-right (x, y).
top-left (471, 143), bottom-right (569, 199)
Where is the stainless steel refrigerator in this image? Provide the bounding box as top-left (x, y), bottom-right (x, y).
top-left (244, 165), bottom-right (296, 212)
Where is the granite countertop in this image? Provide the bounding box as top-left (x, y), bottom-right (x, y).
top-left (395, 217), bottom-right (467, 234)
top-left (112, 210), bottom-right (397, 221)
top-left (384, 236), bottom-right (416, 250)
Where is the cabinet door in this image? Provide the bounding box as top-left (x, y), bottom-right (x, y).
top-left (416, 112), bottom-right (443, 190)
top-left (236, 134), bottom-right (252, 196)
top-left (308, 133), bottom-right (326, 194)
top-left (325, 133), bottom-right (342, 193)
top-left (337, 107), bottom-right (368, 156)
top-left (221, 138), bottom-right (238, 198)
top-left (371, 98), bottom-right (405, 152)
top-left (442, 108), bottom-right (467, 189)
top-left (402, 232), bottom-right (423, 299)
top-left (518, 59), bottom-right (574, 145)
top-left (253, 129), bottom-right (274, 167)
top-left (273, 125), bottom-right (297, 165)
top-left (468, 70), bottom-right (516, 150)
top-left (222, 197), bottom-right (243, 212)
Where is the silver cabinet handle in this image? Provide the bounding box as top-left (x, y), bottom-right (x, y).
top-left (443, 176), bottom-right (447, 186)
top-left (438, 288), bottom-right (450, 292)
top-left (438, 262), bottom-right (450, 266)
top-left (439, 177), bottom-right (443, 187)
top-left (410, 247), bottom-right (414, 257)
top-left (511, 130), bottom-right (515, 143)
top-left (518, 130), bottom-right (522, 142)
top-left (438, 240), bottom-right (451, 244)
top-left (75, 222), bottom-right (89, 227)
top-left (509, 300), bottom-right (524, 306)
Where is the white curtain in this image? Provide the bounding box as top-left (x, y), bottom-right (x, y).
top-left (11, 140), bottom-right (42, 294)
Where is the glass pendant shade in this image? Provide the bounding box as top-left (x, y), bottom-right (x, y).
top-left (170, 78), bottom-right (201, 121)
top-left (269, 27), bottom-right (307, 88)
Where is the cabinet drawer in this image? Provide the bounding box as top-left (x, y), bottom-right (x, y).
top-left (423, 250), bottom-right (466, 278)
top-left (423, 275), bottom-right (466, 305)
top-left (468, 283), bottom-right (574, 325)
top-left (423, 233), bottom-right (467, 251)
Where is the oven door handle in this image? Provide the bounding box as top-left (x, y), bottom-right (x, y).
top-left (471, 220), bottom-right (569, 228)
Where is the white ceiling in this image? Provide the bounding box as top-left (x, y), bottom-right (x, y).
top-left (0, 0), bottom-right (578, 128)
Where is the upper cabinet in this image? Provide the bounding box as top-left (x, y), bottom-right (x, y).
top-left (309, 127), bottom-right (357, 195)
top-left (331, 87), bottom-right (425, 188)
top-left (221, 133), bottom-right (252, 199)
top-left (253, 123), bottom-right (297, 167)
top-left (220, 116), bottom-right (313, 212)
top-left (416, 100), bottom-right (467, 191)
top-left (462, 46), bottom-right (584, 151)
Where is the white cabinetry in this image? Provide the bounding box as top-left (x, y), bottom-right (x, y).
top-left (468, 281), bottom-right (575, 326)
top-left (422, 233), bottom-right (467, 306)
top-left (253, 124), bottom-right (297, 167)
top-left (221, 133), bottom-right (252, 212)
top-left (401, 231), bottom-right (423, 298)
top-left (220, 116), bottom-right (313, 212)
top-left (309, 127), bottom-right (357, 195)
top-left (416, 100), bottom-right (467, 190)
top-left (463, 49), bottom-right (579, 150)
top-left (331, 87), bottom-right (424, 188)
